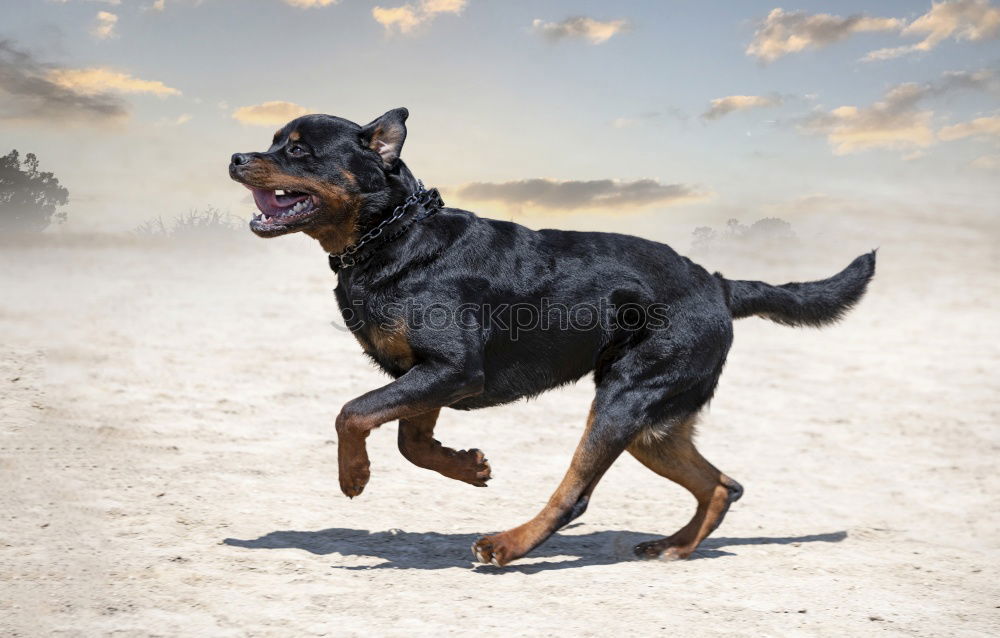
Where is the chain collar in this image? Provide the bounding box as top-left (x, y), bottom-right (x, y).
top-left (328, 182), bottom-right (444, 273)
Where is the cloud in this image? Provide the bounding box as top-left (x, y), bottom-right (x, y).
top-left (46, 67), bottom-right (181, 96)
top-left (154, 113), bottom-right (191, 127)
top-left (232, 100), bottom-right (310, 125)
top-left (702, 94), bottom-right (782, 120)
top-left (798, 69), bottom-right (996, 154)
top-left (372, 0), bottom-right (466, 34)
top-left (612, 107), bottom-right (687, 129)
top-left (532, 16), bottom-right (629, 44)
top-left (91, 11), bottom-right (118, 39)
top-left (747, 8), bottom-right (902, 62)
top-left (938, 115), bottom-right (1000, 140)
top-left (865, 0), bottom-right (1000, 60)
top-left (372, 5), bottom-right (421, 32)
top-left (0, 40), bottom-right (183, 125)
top-left (971, 154), bottom-right (1000, 169)
top-left (149, 0), bottom-right (165, 10)
top-left (455, 178), bottom-right (709, 212)
top-left (611, 111), bottom-right (669, 129)
top-left (284, 0), bottom-right (339, 7)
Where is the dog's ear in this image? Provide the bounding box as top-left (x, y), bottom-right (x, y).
top-left (361, 108), bottom-right (408, 168)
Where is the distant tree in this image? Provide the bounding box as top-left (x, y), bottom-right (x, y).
top-left (746, 217), bottom-right (795, 241)
top-left (724, 218), bottom-right (747, 237)
top-left (691, 226), bottom-right (717, 251)
top-left (691, 217), bottom-right (797, 253)
top-left (0, 150), bottom-right (69, 233)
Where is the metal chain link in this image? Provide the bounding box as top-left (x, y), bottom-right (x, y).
top-left (331, 181), bottom-right (430, 270)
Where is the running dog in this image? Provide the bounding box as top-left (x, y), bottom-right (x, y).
top-left (229, 108), bottom-right (875, 566)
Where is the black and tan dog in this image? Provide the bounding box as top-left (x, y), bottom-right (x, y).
top-left (229, 108), bottom-right (875, 566)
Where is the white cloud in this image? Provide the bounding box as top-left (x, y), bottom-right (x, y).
top-left (971, 154), bottom-right (1000, 169)
top-left (865, 0), bottom-right (1000, 60)
top-left (456, 178), bottom-right (709, 211)
top-left (532, 16), bottom-right (629, 44)
top-left (798, 70), bottom-right (995, 155)
top-left (421, 0), bottom-right (466, 11)
top-left (747, 8), bottom-right (901, 62)
top-left (91, 11), bottom-right (118, 40)
top-left (372, 0), bottom-right (466, 34)
top-left (702, 95), bottom-right (782, 120)
top-left (938, 115), bottom-right (1000, 140)
top-left (284, 0), bottom-right (339, 7)
top-left (232, 101), bottom-right (310, 126)
top-left (156, 113), bottom-right (192, 127)
top-left (46, 67), bottom-right (181, 96)
top-left (372, 5), bottom-right (421, 32)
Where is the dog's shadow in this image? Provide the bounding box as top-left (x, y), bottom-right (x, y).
top-left (223, 526), bottom-right (847, 574)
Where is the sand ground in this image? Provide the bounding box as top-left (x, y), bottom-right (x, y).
top-left (1, 207), bottom-right (998, 637)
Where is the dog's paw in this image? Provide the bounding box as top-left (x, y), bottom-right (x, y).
top-left (339, 462), bottom-right (370, 498)
top-left (633, 538), bottom-right (693, 561)
top-left (457, 448), bottom-right (492, 487)
top-left (471, 533), bottom-right (520, 567)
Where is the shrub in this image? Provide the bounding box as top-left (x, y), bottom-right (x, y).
top-left (0, 150), bottom-right (69, 233)
top-left (134, 207), bottom-right (245, 240)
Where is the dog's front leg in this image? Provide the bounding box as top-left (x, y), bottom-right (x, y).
top-left (335, 364), bottom-right (484, 497)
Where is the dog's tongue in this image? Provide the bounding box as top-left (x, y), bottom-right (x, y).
top-left (247, 186), bottom-right (308, 216)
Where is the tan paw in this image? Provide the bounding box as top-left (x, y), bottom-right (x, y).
top-left (456, 448), bottom-right (492, 487)
top-left (471, 533), bottom-right (520, 567)
top-left (633, 538), bottom-right (694, 561)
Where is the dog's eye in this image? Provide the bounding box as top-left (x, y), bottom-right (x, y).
top-left (287, 144), bottom-right (307, 156)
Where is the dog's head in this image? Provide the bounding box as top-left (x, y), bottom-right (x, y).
top-left (228, 108), bottom-right (408, 246)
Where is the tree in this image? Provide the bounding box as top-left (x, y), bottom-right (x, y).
top-left (747, 217), bottom-right (795, 242)
top-left (0, 150), bottom-right (69, 233)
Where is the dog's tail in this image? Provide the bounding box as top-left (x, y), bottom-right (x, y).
top-left (718, 251), bottom-right (876, 327)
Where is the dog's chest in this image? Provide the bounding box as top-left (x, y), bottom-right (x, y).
top-left (335, 284), bottom-right (415, 376)
top-left (354, 322), bottom-right (415, 376)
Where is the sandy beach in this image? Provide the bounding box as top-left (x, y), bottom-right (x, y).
top-left (2, 206), bottom-right (998, 636)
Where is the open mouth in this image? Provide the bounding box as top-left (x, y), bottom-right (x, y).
top-left (246, 186), bottom-right (321, 233)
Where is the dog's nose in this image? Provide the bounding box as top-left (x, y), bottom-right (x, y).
top-left (231, 153), bottom-right (251, 166)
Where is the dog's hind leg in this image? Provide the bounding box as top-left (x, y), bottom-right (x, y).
top-left (471, 402), bottom-right (633, 566)
top-left (627, 414), bottom-right (743, 561)
top-left (397, 409), bottom-right (491, 487)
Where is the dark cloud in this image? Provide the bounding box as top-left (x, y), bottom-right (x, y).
top-left (0, 40), bottom-right (127, 124)
top-left (456, 178), bottom-right (708, 212)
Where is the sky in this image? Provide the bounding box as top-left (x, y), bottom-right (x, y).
top-left (1, 0), bottom-right (999, 232)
